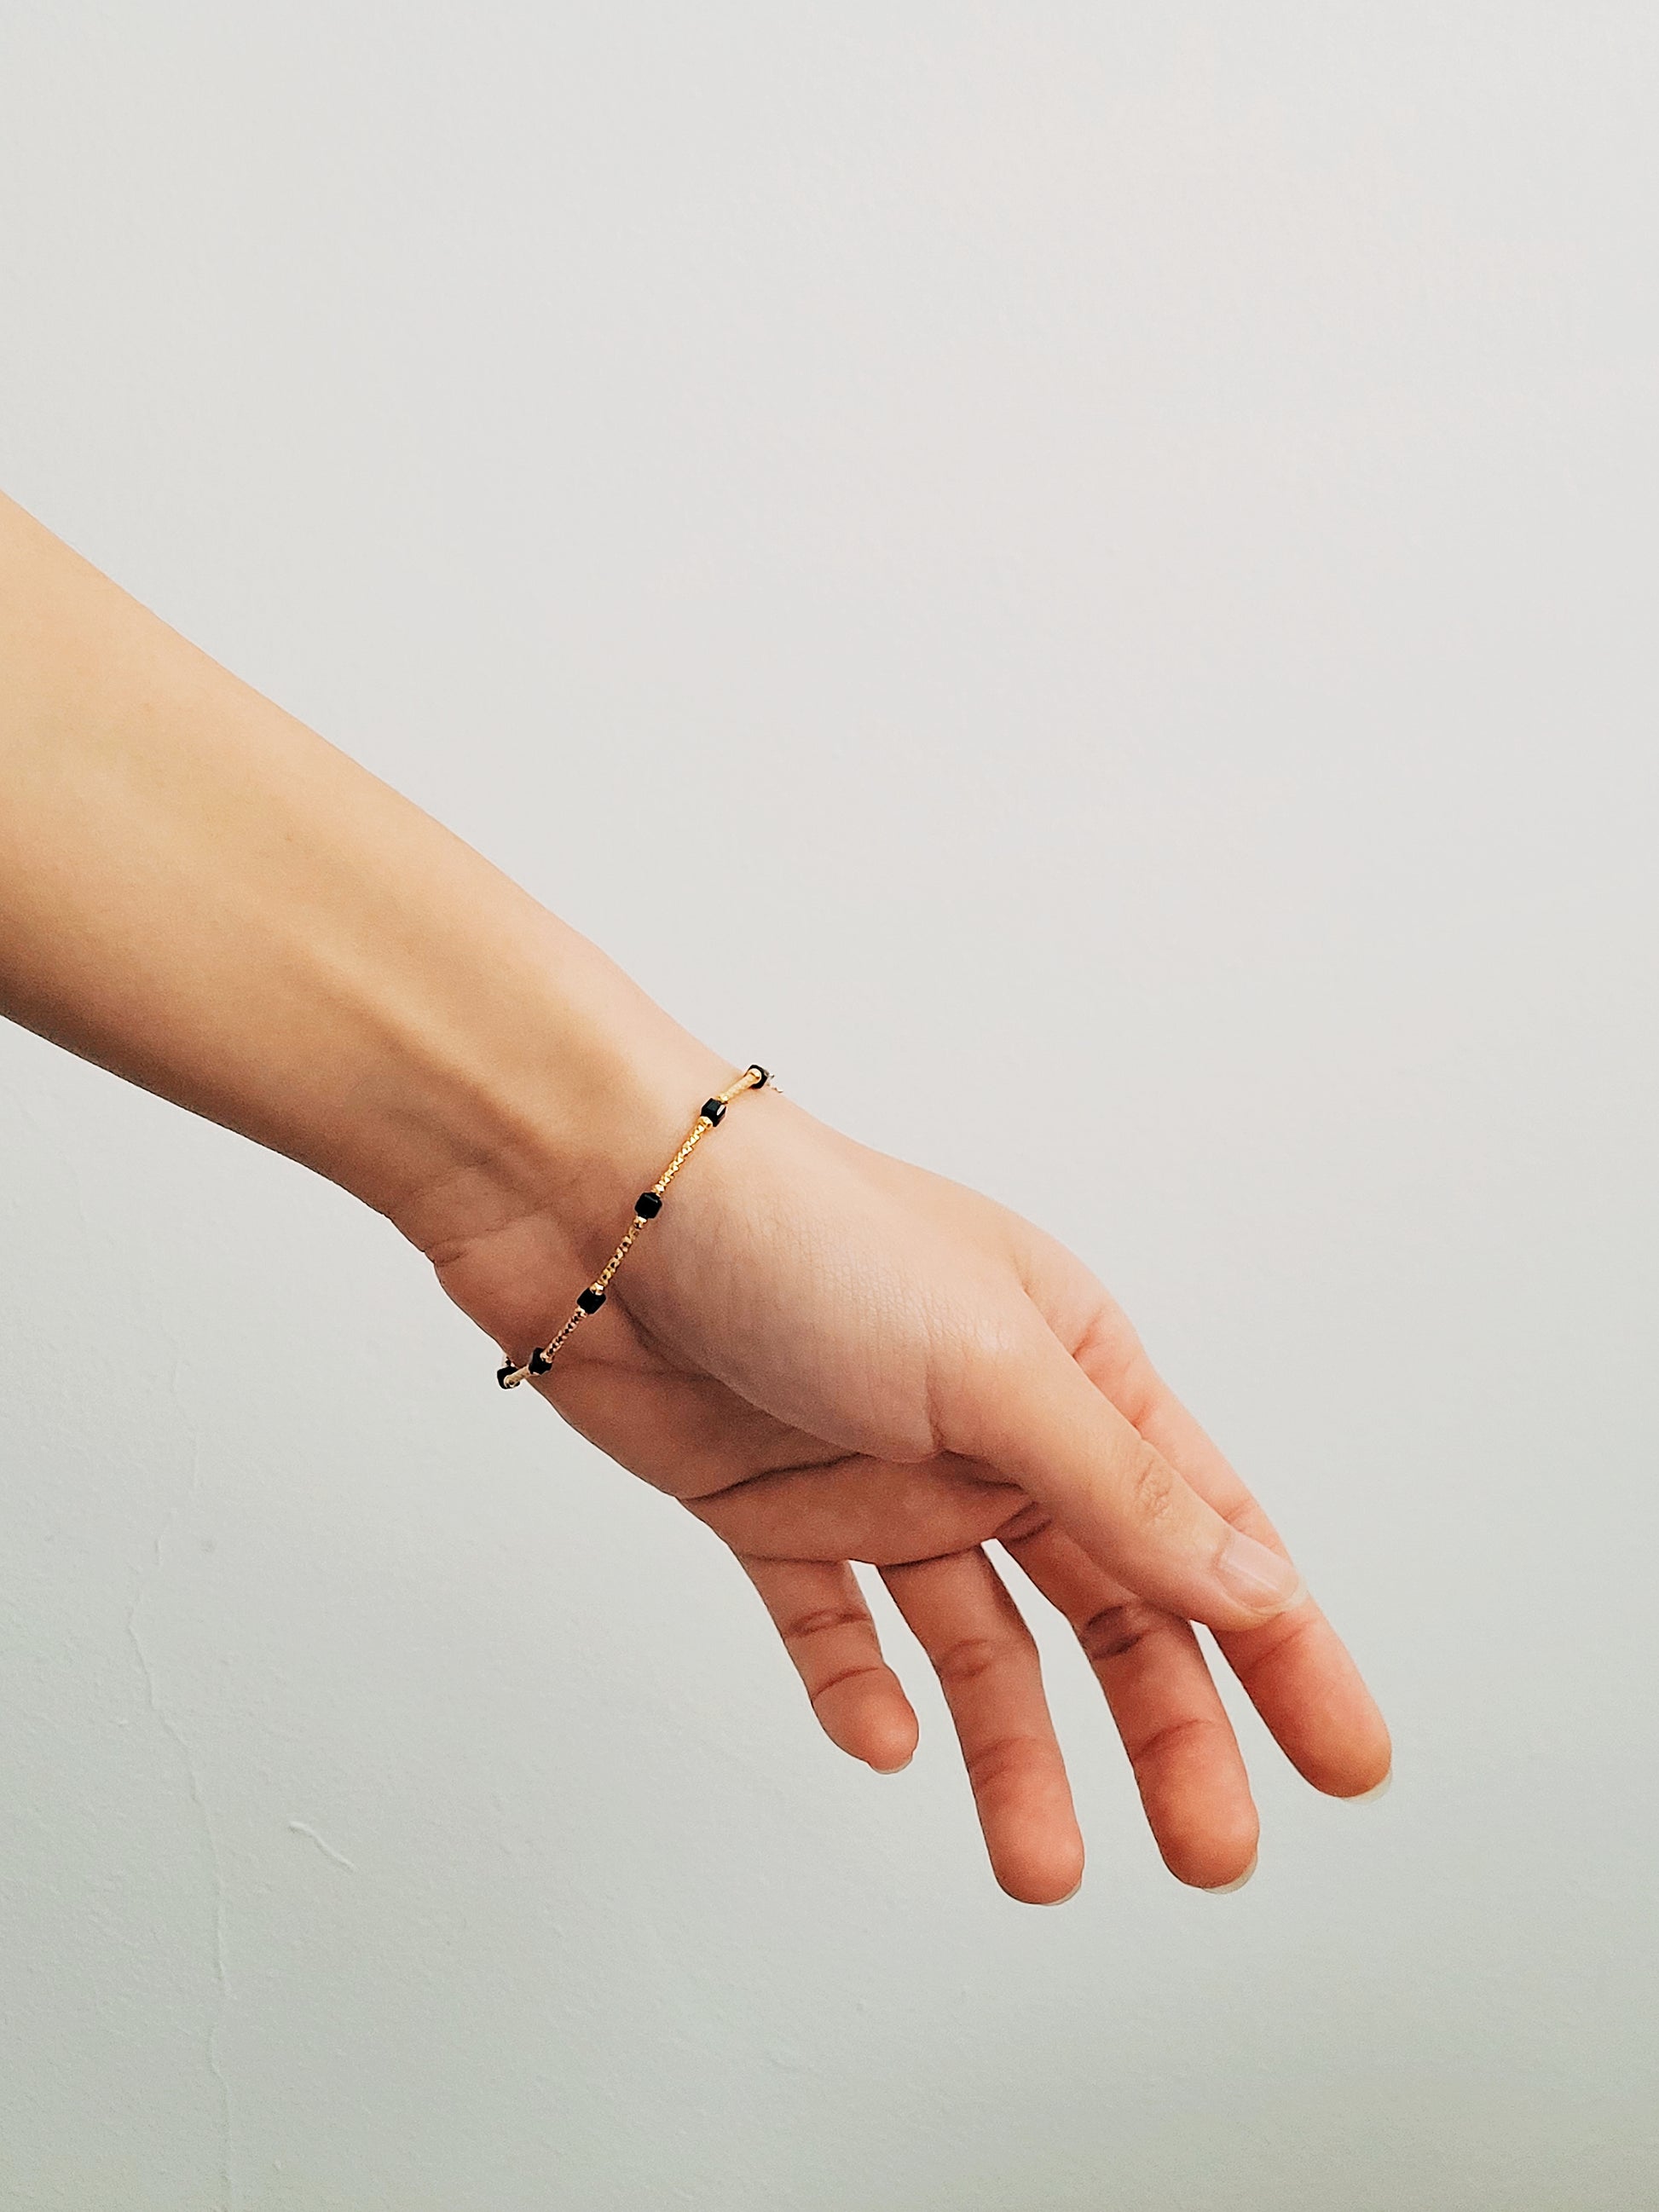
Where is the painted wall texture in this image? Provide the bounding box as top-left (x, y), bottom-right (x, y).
top-left (2, 6), bottom-right (1656, 2206)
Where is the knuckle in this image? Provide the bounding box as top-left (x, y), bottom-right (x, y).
top-left (1124, 1435), bottom-right (1179, 1528)
top-left (932, 1632), bottom-right (1016, 1692)
top-left (1131, 1712), bottom-right (1217, 1768)
top-left (1077, 1599), bottom-right (1165, 1666)
top-left (784, 1604), bottom-right (867, 1648)
top-left (807, 1660), bottom-right (885, 1712)
top-left (1230, 1599), bottom-right (1320, 1685)
top-left (993, 1500), bottom-right (1051, 1545)
top-left (963, 1730), bottom-right (1044, 1797)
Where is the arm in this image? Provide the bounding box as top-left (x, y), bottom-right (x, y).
top-left (0, 490), bottom-right (723, 1238)
top-left (0, 491), bottom-right (1390, 1903)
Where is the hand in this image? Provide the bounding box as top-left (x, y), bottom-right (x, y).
top-left (418, 1071), bottom-right (1391, 1905)
top-left (0, 499), bottom-right (1386, 1901)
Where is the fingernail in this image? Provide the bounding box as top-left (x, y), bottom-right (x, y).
top-left (1039, 1878), bottom-right (1084, 1907)
top-left (870, 1751), bottom-right (914, 1775)
top-left (1350, 1767), bottom-right (1392, 1802)
top-left (1215, 1531), bottom-right (1306, 1616)
top-left (1203, 1851), bottom-right (1257, 1895)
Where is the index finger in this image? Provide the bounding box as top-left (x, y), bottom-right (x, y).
top-left (1078, 1326), bottom-right (1392, 1799)
top-left (949, 1318), bottom-right (1311, 1635)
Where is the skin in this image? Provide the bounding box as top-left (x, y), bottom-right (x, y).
top-left (424, 1088), bottom-right (1390, 1903)
top-left (0, 490), bottom-right (1390, 1907)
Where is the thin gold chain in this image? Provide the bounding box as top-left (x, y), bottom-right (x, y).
top-left (495, 1063), bottom-right (772, 1389)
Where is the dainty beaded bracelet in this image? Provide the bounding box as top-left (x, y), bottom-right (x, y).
top-left (495, 1063), bottom-right (772, 1389)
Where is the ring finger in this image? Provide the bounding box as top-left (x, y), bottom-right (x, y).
top-left (880, 1545), bottom-right (1084, 1907)
top-left (1002, 1519), bottom-right (1259, 1891)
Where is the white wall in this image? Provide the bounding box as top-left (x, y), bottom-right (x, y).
top-left (2, 6), bottom-right (1656, 2206)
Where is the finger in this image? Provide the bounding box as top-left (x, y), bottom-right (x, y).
top-left (1002, 1519), bottom-right (1258, 1890)
top-left (881, 1547), bottom-right (1084, 1906)
top-left (739, 1555), bottom-right (919, 1774)
top-left (1076, 1329), bottom-right (1392, 1798)
top-left (951, 1320), bottom-right (1309, 1634)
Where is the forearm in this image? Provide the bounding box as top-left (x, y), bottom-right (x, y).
top-left (0, 493), bottom-right (725, 1260)
top-left (0, 504), bottom-right (1381, 1901)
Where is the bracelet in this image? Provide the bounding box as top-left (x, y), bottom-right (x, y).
top-left (495, 1063), bottom-right (772, 1389)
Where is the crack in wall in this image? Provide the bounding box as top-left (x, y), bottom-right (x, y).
top-left (124, 1370), bottom-right (237, 2212)
top-left (288, 1819), bottom-right (356, 1873)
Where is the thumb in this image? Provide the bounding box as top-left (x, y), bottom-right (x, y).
top-left (951, 1320), bottom-right (1309, 1632)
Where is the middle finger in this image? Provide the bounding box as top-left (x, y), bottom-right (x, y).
top-left (882, 1545), bottom-right (1084, 1906)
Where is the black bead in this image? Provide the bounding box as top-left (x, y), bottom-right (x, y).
top-left (528, 1347), bottom-right (553, 1375)
top-left (634, 1189), bottom-right (663, 1218)
top-left (576, 1285), bottom-right (605, 1314)
top-left (496, 1361), bottom-right (520, 1389)
top-left (747, 1065), bottom-right (770, 1088)
top-left (701, 1098), bottom-right (726, 1124)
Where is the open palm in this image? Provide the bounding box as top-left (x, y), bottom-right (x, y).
top-left (426, 1081), bottom-right (1390, 1904)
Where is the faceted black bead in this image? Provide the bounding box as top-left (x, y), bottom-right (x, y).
top-left (747, 1065), bottom-right (771, 1089)
top-left (527, 1347), bottom-right (553, 1375)
top-left (701, 1098), bottom-right (726, 1124)
top-left (576, 1285), bottom-right (606, 1314)
top-left (634, 1189), bottom-right (663, 1218)
top-left (496, 1361), bottom-right (520, 1389)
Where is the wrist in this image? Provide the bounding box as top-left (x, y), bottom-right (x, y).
top-left (357, 903), bottom-right (735, 1279)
